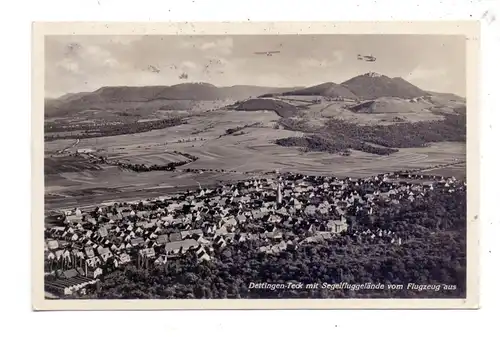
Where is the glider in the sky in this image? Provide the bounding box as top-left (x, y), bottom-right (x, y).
top-left (254, 50), bottom-right (281, 57)
top-left (357, 54), bottom-right (377, 62)
top-left (147, 65), bottom-right (161, 73)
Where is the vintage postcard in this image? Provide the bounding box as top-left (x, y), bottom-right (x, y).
top-left (32, 21), bottom-right (480, 310)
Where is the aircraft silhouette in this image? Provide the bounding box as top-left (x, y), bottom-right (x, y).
top-left (357, 54), bottom-right (377, 62)
top-left (147, 65), bottom-right (161, 73)
top-left (254, 50), bottom-right (281, 57)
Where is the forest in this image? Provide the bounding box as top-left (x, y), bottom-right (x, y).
top-left (275, 135), bottom-right (399, 156)
top-left (78, 184), bottom-right (466, 300)
top-left (276, 114), bottom-right (466, 155)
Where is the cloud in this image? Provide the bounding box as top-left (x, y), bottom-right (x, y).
top-left (298, 58), bottom-right (329, 68)
top-left (405, 66), bottom-right (447, 81)
top-left (181, 61), bottom-right (197, 70)
top-left (200, 42), bottom-right (216, 50)
top-left (403, 66), bottom-right (454, 93)
top-left (332, 51), bottom-right (343, 63)
top-left (199, 37), bottom-right (233, 56)
top-left (56, 58), bottom-right (81, 74)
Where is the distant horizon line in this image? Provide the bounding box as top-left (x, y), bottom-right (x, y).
top-left (45, 72), bottom-right (465, 100)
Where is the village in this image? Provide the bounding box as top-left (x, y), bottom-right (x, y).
top-left (44, 171), bottom-right (464, 298)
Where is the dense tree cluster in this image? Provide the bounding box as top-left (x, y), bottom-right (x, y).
top-left (81, 185), bottom-right (466, 299)
top-left (225, 122), bottom-right (263, 135)
top-left (342, 114), bottom-right (466, 148)
top-left (276, 114), bottom-right (465, 155)
top-left (45, 118), bottom-right (186, 141)
top-left (276, 135), bottom-right (398, 156)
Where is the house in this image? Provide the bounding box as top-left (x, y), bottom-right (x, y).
top-left (236, 214), bottom-right (247, 223)
top-left (251, 210), bottom-right (265, 219)
top-left (154, 255), bottom-right (168, 265)
top-left (195, 246), bottom-right (211, 262)
top-left (130, 237), bottom-right (145, 247)
top-left (143, 221), bottom-right (155, 229)
top-left (164, 239), bottom-right (198, 255)
top-left (265, 231), bottom-right (283, 240)
top-left (97, 247), bottom-right (113, 262)
top-left (259, 245), bottom-right (271, 253)
top-left (180, 229), bottom-right (203, 239)
top-left (97, 227), bottom-right (108, 238)
top-left (85, 256), bottom-right (101, 268)
top-left (84, 247), bottom-right (95, 258)
top-left (328, 218), bottom-right (348, 234)
top-left (119, 253), bottom-right (131, 264)
top-left (139, 248), bottom-right (156, 259)
top-left (213, 235), bottom-right (227, 250)
top-left (222, 216), bottom-right (237, 227)
top-left (86, 266), bottom-right (103, 279)
top-left (215, 225), bottom-right (228, 236)
top-left (156, 234), bottom-right (170, 245)
top-left (47, 240), bottom-right (59, 250)
top-left (169, 232), bottom-right (182, 242)
top-left (304, 205), bottom-right (317, 215)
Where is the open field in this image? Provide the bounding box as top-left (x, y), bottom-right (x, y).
top-left (45, 108), bottom-right (465, 210)
top-left (45, 156), bottom-right (103, 174)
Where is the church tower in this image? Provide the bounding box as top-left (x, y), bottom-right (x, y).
top-left (276, 170), bottom-right (283, 205)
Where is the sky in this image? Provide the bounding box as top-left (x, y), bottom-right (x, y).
top-left (45, 34), bottom-right (466, 98)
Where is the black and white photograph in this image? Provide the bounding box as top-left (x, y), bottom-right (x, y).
top-left (32, 22), bottom-right (480, 309)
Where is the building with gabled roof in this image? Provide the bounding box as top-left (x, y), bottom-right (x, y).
top-left (139, 247), bottom-right (156, 259)
top-left (164, 239), bottom-right (198, 255)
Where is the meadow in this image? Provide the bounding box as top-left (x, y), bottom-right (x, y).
top-left (45, 108), bottom-right (466, 210)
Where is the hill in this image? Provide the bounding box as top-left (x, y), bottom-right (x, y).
top-left (232, 98), bottom-right (301, 118)
top-left (426, 91), bottom-right (465, 102)
top-left (223, 85), bottom-right (303, 99)
top-left (347, 97), bottom-right (434, 114)
top-left (262, 82), bottom-right (358, 100)
top-left (341, 72), bottom-right (428, 100)
top-left (45, 84), bottom-right (302, 117)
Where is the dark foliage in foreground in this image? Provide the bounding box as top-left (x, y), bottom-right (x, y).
top-left (45, 118), bottom-right (186, 141)
top-left (276, 114), bottom-right (466, 155)
top-left (81, 186), bottom-right (466, 299)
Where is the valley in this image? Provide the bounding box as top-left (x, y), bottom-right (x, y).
top-left (44, 73), bottom-right (467, 211)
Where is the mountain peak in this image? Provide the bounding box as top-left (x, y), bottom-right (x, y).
top-left (341, 73), bottom-right (428, 100)
top-left (363, 72), bottom-right (384, 78)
